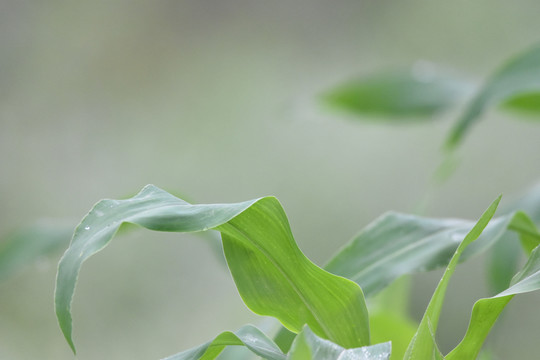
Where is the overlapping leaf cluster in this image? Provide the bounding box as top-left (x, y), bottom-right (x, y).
top-left (44, 43), bottom-right (540, 360)
top-left (54, 183), bottom-right (540, 360)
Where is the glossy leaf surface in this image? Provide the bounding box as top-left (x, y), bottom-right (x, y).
top-left (55, 185), bottom-right (369, 353)
top-left (161, 325), bottom-right (285, 360)
top-left (446, 43), bottom-right (540, 149)
top-left (287, 326), bottom-right (391, 360)
top-left (403, 196), bottom-right (501, 359)
top-left (325, 209), bottom-right (526, 297)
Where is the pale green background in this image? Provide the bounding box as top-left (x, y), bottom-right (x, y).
top-left (1, 1), bottom-right (540, 359)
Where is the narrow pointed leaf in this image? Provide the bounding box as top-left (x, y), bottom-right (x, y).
top-left (321, 67), bottom-right (472, 120)
top-left (287, 326), bottom-right (391, 360)
top-left (403, 196), bottom-right (501, 360)
top-left (446, 43), bottom-right (540, 149)
top-left (55, 185), bottom-right (369, 354)
top-left (161, 324), bottom-right (285, 360)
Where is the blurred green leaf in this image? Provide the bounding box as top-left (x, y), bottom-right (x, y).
top-left (274, 327), bottom-right (297, 354)
top-left (447, 218), bottom-right (540, 360)
top-left (369, 277), bottom-right (417, 360)
top-left (369, 311), bottom-right (416, 360)
top-left (404, 196), bottom-right (501, 359)
top-left (502, 91), bottom-right (540, 113)
top-left (446, 43), bottom-right (540, 150)
top-left (321, 65), bottom-right (472, 120)
top-left (55, 185), bottom-right (369, 354)
top-left (161, 324), bottom-right (285, 360)
top-left (287, 326), bottom-right (391, 360)
top-left (0, 221), bottom-right (73, 282)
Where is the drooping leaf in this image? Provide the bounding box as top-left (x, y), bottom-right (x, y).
top-left (325, 209), bottom-right (528, 298)
top-left (0, 221), bottom-right (73, 282)
top-left (446, 219), bottom-right (540, 360)
top-left (287, 326), bottom-right (391, 360)
top-left (161, 324), bottom-right (285, 360)
top-left (403, 196), bottom-right (501, 360)
top-left (445, 43), bottom-right (540, 149)
top-left (321, 66), bottom-right (472, 120)
top-left (55, 185), bottom-right (369, 354)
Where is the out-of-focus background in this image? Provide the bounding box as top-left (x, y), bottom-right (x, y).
top-left (1, 1), bottom-right (540, 359)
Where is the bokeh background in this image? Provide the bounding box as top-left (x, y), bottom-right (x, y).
top-left (1, 1), bottom-right (540, 359)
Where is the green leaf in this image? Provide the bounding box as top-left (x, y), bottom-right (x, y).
top-left (321, 66), bottom-right (472, 120)
top-left (508, 211), bottom-right (540, 254)
top-left (446, 219), bottom-right (540, 360)
top-left (274, 327), bottom-right (297, 354)
top-left (0, 221), bottom-right (73, 282)
top-left (445, 296), bottom-right (512, 360)
top-left (325, 209), bottom-right (516, 298)
top-left (287, 326), bottom-right (391, 360)
top-left (55, 185), bottom-right (369, 354)
top-left (403, 195), bottom-right (501, 360)
top-left (161, 324), bottom-right (285, 360)
top-left (502, 91), bottom-right (540, 114)
top-left (445, 43), bottom-right (540, 150)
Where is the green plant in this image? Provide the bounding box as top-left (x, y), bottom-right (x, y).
top-left (54, 184), bottom-right (540, 360)
top-left (43, 42), bottom-right (540, 360)
top-left (51, 44), bottom-right (540, 360)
